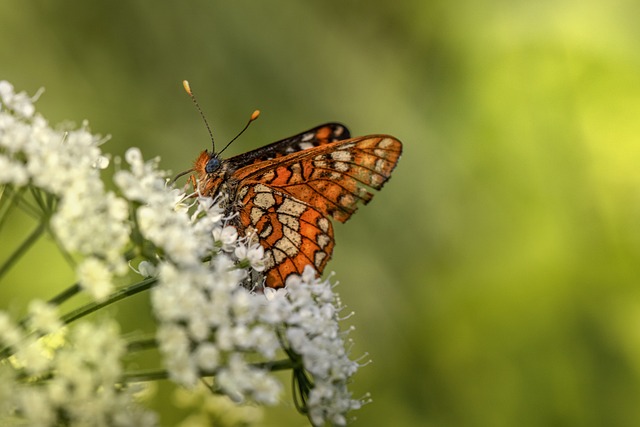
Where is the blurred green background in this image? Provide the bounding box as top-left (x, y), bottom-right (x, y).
top-left (2, 1), bottom-right (640, 426)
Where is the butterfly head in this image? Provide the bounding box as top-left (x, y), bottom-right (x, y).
top-left (205, 153), bottom-right (221, 173)
top-left (191, 150), bottom-right (229, 197)
top-left (193, 150), bottom-right (224, 177)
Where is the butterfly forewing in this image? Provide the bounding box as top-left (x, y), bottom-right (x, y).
top-left (226, 123), bottom-right (350, 169)
top-left (234, 135), bottom-right (402, 287)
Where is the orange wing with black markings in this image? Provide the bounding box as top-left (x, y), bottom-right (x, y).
top-left (193, 119), bottom-right (402, 289)
top-left (233, 135), bottom-right (402, 288)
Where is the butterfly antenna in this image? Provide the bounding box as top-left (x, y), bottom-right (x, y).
top-left (218, 109), bottom-right (260, 156)
top-left (168, 167), bottom-right (194, 186)
top-left (183, 80), bottom-right (217, 152)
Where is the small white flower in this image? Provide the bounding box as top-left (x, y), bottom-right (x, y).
top-left (0, 155), bottom-right (28, 185)
top-left (0, 80), bottom-right (14, 104)
top-left (0, 80), bottom-right (36, 117)
top-left (124, 146), bottom-right (143, 166)
top-left (194, 195), bottom-right (224, 223)
top-left (157, 324), bottom-right (199, 387)
top-left (234, 240), bottom-right (265, 272)
top-left (0, 311), bottom-right (22, 347)
top-left (17, 388), bottom-right (55, 426)
top-left (77, 257), bottom-right (114, 301)
top-left (27, 300), bottom-right (62, 334)
top-left (92, 154), bottom-right (110, 169)
top-left (216, 354), bottom-right (282, 405)
top-left (15, 336), bottom-right (52, 375)
top-left (213, 225), bottom-right (238, 252)
top-left (195, 342), bottom-right (220, 372)
top-left (136, 260), bottom-right (158, 277)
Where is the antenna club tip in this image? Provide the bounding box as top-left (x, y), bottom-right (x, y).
top-left (182, 80), bottom-right (192, 95)
top-left (251, 110), bottom-right (260, 121)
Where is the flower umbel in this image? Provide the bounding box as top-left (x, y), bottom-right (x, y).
top-left (0, 81), bottom-right (367, 426)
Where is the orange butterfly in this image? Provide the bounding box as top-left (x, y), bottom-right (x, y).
top-left (185, 82), bottom-right (402, 288)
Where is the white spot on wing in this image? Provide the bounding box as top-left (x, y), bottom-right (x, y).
top-left (317, 217), bottom-right (330, 233)
top-left (370, 173), bottom-right (384, 187)
top-left (260, 223), bottom-right (273, 238)
top-left (264, 250), bottom-right (275, 269)
top-left (317, 233), bottom-right (330, 249)
top-left (290, 163), bottom-right (302, 174)
top-left (334, 161), bottom-right (349, 172)
top-left (314, 160), bottom-right (328, 168)
top-left (378, 137), bottom-right (394, 149)
top-left (250, 207), bottom-right (263, 225)
top-left (275, 238), bottom-right (298, 257)
top-left (278, 213), bottom-right (300, 231)
top-left (339, 193), bottom-right (356, 207)
top-left (273, 248), bottom-right (286, 264)
top-left (277, 198), bottom-right (307, 217)
top-left (314, 251), bottom-right (326, 267)
top-left (331, 150), bottom-right (351, 162)
top-left (261, 170), bottom-right (276, 181)
top-left (254, 191), bottom-right (276, 209)
top-left (255, 183), bottom-right (272, 193)
top-left (283, 226), bottom-right (302, 247)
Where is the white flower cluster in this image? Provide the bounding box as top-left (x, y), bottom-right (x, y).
top-left (0, 81), bottom-right (366, 426)
top-left (0, 80), bottom-right (129, 301)
top-left (273, 267), bottom-right (365, 426)
top-left (151, 238), bottom-right (364, 426)
top-left (115, 128), bottom-right (364, 425)
top-left (0, 302), bottom-right (157, 426)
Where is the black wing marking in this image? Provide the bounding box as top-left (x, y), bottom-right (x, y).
top-left (226, 123), bottom-right (350, 169)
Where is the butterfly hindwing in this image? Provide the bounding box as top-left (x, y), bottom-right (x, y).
top-left (237, 183), bottom-right (335, 288)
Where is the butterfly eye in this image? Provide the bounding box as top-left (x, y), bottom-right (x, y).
top-left (205, 156), bottom-right (221, 174)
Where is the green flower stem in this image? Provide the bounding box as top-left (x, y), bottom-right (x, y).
top-left (16, 282), bottom-right (81, 328)
top-left (121, 359), bottom-right (295, 384)
top-left (60, 277), bottom-right (158, 325)
top-left (1, 185), bottom-right (43, 222)
top-left (0, 185), bottom-right (20, 231)
top-left (122, 369), bottom-right (169, 383)
top-left (0, 222), bottom-right (46, 282)
top-left (126, 336), bottom-right (158, 352)
top-left (0, 277), bottom-right (159, 360)
top-left (29, 186), bottom-right (49, 213)
top-left (47, 282), bottom-right (82, 306)
top-left (254, 358), bottom-right (295, 372)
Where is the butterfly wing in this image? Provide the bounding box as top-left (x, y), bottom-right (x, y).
top-left (226, 123), bottom-right (350, 169)
top-left (238, 183), bottom-right (335, 288)
top-left (234, 135), bottom-right (402, 288)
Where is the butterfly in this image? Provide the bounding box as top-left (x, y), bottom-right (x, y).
top-left (185, 84), bottom-right (402, 288)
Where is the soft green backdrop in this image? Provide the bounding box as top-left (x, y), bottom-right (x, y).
top-left (2, 1), bottom-right (640, 426)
